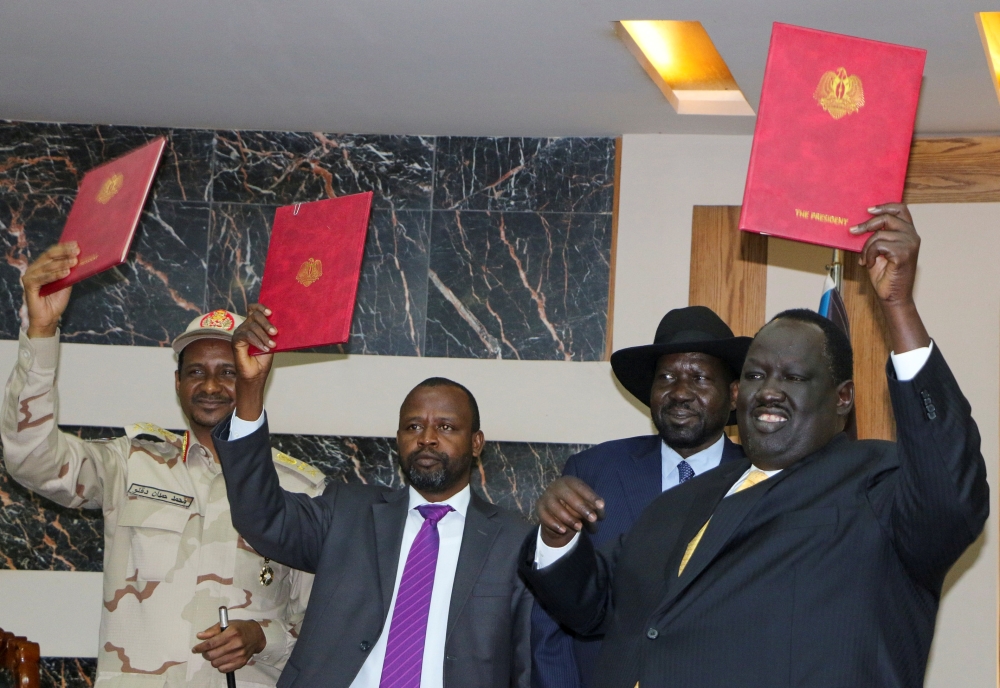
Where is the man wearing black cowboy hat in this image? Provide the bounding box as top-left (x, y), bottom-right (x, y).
top-left (531, 306), bottom-right (751, 688)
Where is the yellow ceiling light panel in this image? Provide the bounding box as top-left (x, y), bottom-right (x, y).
top-left (615, 20), bottom-right (754, 116)
top-left (976, 12), bottom-right (1000, 105)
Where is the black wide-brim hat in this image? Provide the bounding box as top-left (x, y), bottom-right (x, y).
top-left (610, 305), bottom-right (753, 409)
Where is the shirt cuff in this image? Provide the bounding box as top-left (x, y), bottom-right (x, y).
top-left (252, 618), bottom-right (291, 668)
top-left (890, 341), bottom-right (934, 382)
top-left (533, 528), bottom-right (580, 569)
top-left (229, 410), bottom-right (265, 440)
top-left (19, 329), bottom-right (60, 371)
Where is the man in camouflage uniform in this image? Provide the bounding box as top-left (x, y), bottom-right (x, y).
top-left (1, 242), bottom-right (325, 687)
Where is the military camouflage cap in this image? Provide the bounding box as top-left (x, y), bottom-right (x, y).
top-left (171, 309), bottom-right (246, 353)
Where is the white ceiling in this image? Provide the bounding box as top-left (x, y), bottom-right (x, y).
top-left (1, 0), bottom-right (997, 137)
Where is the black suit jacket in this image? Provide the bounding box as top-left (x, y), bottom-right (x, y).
top-left (213, 418), bottom-right (533, 688)
top-left (522, 347), bottom-right (989, 688)
top-left (531, 435), bottom-right (743, 688)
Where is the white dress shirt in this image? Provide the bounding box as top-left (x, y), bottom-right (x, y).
top-left (723, 465), bottom-right (783, 497)
top-left (535, 343), bottom-right (934, 569)
top-left (229, 411), bottom-right (469, 688)
top-left (661, 434), bottom-right (726, 491)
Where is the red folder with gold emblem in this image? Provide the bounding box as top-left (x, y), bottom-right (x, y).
top-left (252, 192), bottom-right (373, 354)
top-left (40, 137), bottom-right (166, 295)
top-left (739, 24), bottom-right (925, 251)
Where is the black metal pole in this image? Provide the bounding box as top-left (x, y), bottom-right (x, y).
top-left (218, 606), bottom-right (237, 688)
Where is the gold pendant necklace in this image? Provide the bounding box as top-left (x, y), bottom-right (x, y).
top-left (259, 558), bottom-right (274, 586)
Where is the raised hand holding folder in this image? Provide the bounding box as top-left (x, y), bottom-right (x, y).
top-left (739, 23), bottom-right (925, 251)
top-left (251, 192), bottom-right (373, 354)
top-left (40, 137), bottom-right (166, 295)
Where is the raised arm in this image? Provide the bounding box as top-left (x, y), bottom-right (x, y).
top-left (850, 204), bottom-right (930, 354)
top-left (851, 205), bottom-right (989, 588)
top-left (212, 304), bottom-right (332, 572)
top-left (1, 243), bottom-right (126, 509)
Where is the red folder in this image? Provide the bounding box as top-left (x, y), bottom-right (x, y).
top-left (252, 192), bottom-right (373, 354)
top-left (739, 24), bottom-right (925, 251)
top-left (40, 137), bottom-right (166, 295)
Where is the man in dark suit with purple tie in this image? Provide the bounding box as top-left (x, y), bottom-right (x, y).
top-left (531, 306), bottom-right (751, 688)
top-left (212, 304), bottom-right (532, 688)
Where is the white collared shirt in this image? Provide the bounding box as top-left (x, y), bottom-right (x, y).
top-left (723, 465), bottom-right (783, 496)
top-left (661, 434), bottom-right (726, 492)
top-left (348, 485), bottom-right (470, 688)
top-left (229, 412), bottom-right (468, 688)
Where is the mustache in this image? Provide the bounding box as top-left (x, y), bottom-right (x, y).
top-left (191, 393), bottom-right (233, 404)
top-left (405, 448), bottom-right (450, 463)
top-left (659, 401), bottom-right (699, 414)
top-left (752, 403), bottom-right (790, 414)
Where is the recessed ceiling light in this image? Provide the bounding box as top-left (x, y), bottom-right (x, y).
top-left (976, 12), bottom-right (1000, 105)
top-left (615, 20), bottom-right (754, 116)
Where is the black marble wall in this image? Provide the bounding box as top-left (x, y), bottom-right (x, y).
top-left (0, 120), bottom-right (614, 686)
top-left (0, 122), bottom-right (615, 359)
top-left (36, 658), bottom-right (97, 688)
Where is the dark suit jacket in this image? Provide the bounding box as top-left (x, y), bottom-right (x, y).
top-left (212, 418), bottom-right (533, 688)
top-left (531, 435), bottom-right (743, 688)
top-left (521, 347), bottom-right (989, 688)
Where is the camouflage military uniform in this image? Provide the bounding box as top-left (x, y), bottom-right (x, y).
top-left (1, 331), bottom-right (325, 687)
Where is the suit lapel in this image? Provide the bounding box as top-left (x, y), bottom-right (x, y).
top-left (372, 488), bottom-right (410, 620)
top-left (665, 460), bottom-right (796, 604)
top-left (658, 436), bottom-right (845, 613)
top-left (665, 459), bottom-right (750, 576)
top-left (616, 436), bottom-right (662, 523)
top-left (445, 491), bottom-right (501, 641)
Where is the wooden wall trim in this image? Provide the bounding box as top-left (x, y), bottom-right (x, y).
top-left (689, 206), bottom-right (768, 338)
top-left (841, 254), bottom-right (896, 441)
top-left (905, 137), bottom-right (1000, 204)
top-left (604, 136), bottom-right (622, 360)
top-left (689, 205), bottom-right (767, 441)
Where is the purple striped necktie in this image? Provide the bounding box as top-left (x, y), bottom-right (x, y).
top-left (379, 503), bottom-right (454, 688)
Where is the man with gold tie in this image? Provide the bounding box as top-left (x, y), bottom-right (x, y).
top-left (519, 204), bottom-right (988, 688)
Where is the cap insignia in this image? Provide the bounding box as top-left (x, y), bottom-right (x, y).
top-left (199, 310), bottom-right (236, 331)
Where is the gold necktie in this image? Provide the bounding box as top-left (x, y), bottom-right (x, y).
top-left (677, 469), bottom-right (769, 576)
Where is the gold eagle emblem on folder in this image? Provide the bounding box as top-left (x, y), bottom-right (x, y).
top-left (296, 258), bottom-right (323, 287)
top-left (96, 172), bottom-right (124, 204)
top-left (813, 67), bottom-right (865, 120)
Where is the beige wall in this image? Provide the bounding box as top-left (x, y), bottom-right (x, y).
top-left (0, 341), bottom-right (655, 444)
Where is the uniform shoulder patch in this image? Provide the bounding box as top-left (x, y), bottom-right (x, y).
top-left (125, 422), bottom-right (180, 443)
top-left (271, 450), bottom-right (325, 487)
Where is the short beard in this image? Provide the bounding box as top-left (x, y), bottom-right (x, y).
top-left (653, 404), bottom-right (717, 451)
top-left (400, 449), bottom-right (469, 494)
